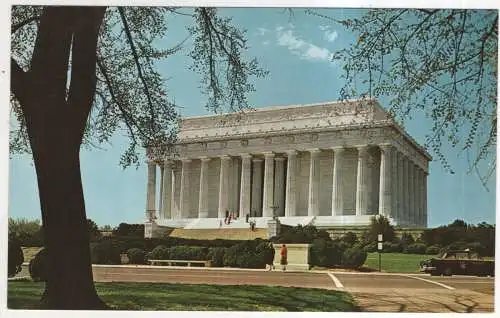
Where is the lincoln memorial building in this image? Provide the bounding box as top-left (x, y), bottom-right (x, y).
top-left (144, 99), bottom-right (431, 237)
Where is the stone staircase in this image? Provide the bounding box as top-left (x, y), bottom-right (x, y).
top-left (169, 228), bottom-right (268, 240)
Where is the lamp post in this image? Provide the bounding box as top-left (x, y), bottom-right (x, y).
top-left (377, 233), bottom-right (383, 272)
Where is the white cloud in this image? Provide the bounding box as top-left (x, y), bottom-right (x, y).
top-left (318, 25), bottom-right (338, 43)
top-left (257, 27), bottom-right (270, 36)
top-left (324, 30), bottom-right (338, 43)
top-left (276, 25), bottom-right (333, 63)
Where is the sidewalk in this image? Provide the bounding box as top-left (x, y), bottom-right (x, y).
top-left (19, 262), bottom-right (434, 276)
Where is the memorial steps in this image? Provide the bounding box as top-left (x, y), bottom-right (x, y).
top-left (168, 227), bottom-right (268, 240)
top-left (156, 216), bottom-right (318, 230)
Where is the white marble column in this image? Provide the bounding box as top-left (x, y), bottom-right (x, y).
top-left (274, 157), bottom-right (286, 216)
top-left (379, 144), bottom-right (393, 218)
top-left (218, 156), bottom-right (231, 218)
top-left (179, 159), bottom-right (192, 218)
top-left (412, 164), bottom-right (419, 227)
top-left (308, 149), bottom-right (321, 217)
top-left (403, 156), bottom-right (410, 226)
top-left (408, 161), bottom-right (415, 227)
top-left (331, 147), bottom-right (345, 216)
top-left (239, 154), bottom-right (252, 217)
top-left (284, 150), bottom-right (297, 217)
top-left (391, 150), bottom-right (399, 222)
top-left (251, 158), bottom-right (263, 217)
top-left (158, 164), bottom-right (164, 219)
top-left (161, 160), bottom-right (173, 220)
top-left (423, 171), bottom-right (428, 228)
top-left (170, 164), bottom-right (180, 219)
top-left (145, 161), bottom-right (157, 220)
top-left (228, 158), bottom-right (240, 215)
top-left (198, 157), bottom-right (211, 218)
top-left (416, 167), bottom-right (423, 227)
top-left (356, 146), bottom-right (369, 216)
top-left (397, 152), bottom-right (404, 225)
top-left (262, 152), bottom-right (275, 217)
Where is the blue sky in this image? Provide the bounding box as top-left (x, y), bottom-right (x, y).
top-left (7, 8), bottom-right (496, 228)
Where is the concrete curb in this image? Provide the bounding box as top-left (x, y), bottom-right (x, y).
top-left (90, 264), bottom-right (433, 276)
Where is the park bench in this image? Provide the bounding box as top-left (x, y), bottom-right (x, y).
top-left (148, 259), bottom-right (212, 267)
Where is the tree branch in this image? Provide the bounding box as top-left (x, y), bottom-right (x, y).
top-left (118, 7), bottom-right (156, 131)
top-left (96, 58), bottom-right (150, 143)
top-left (67, 7), bottom-right (106, 142)
top-left (10, 57), bottom-right (29, 107)
top-left (11, 15), bottom-right (41, 33)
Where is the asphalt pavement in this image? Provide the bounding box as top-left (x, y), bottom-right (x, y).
top-left (12, 264), bottom-right (494, 312)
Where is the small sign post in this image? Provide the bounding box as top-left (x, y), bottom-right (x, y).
top-left (377, 234), bottom-right (383, 272)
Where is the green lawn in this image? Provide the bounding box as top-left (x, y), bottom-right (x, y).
top-left (8, 281), bottom-right (359, 311)
top-left (364, 253), bottom-right (437, 273)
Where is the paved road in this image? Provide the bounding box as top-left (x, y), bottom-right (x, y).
top-left (91, 266), bottom-right (494, 312)
top-left (14, 265), bottom-right (493, 312)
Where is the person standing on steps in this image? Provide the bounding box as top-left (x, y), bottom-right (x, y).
top-left (280, 244), bottom-right (288, 272)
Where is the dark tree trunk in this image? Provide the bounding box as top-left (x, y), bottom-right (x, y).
top-left (32, 140), bottom-right (106, 309)
top-left (11, 6), bottom-right (107, 309)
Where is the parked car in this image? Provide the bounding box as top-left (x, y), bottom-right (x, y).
top-left (420, 249), bottom-right (494, 277)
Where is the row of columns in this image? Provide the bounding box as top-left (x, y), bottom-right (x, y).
top-left (145, 144), bottom-right (428, 226)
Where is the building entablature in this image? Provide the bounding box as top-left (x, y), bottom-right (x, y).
top-left (157, 125), bottom-right (428, 173)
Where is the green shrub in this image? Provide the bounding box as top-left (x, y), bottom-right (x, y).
top-left (223, 245), bottom-right (240, 267)
top-left (275, 224), bottom-right (330, 244)
top-left (341, 232), bottom-right (358, 246)
top-left (222, 241), bottom-right (269, 269)
top-left (256, 242), bottom-right (274, 265)
top-left (342, 247), bottom-right (367, 268)
top-left (383, 241), bottom-right (403, 253)
top-left (208, 247), bottom-right (227, 267)
top-left (97, 236), bottom-right (247, 254)
top-left (369, 215), bottom-right (395, 243)
top-left (310, 238), bottom-right (330, 267)
top-left (112, 223), bottom-right (145, 237)
top-left (8, 236), bottom-right (24, 277)
top-left (400, 232), bottom-right (415, 246)
top-left (90, 241), bottom-right (121, 264)
top-left (148, 245), bottom-right (170, 260)
top-left (310, 238), bottom-right (346, 267)
top-left (8, 218), bottom-right (43, 247)
top-left (169, 246), bottom-right (209, 261)
top-left (237, 253), bottom-right (264, 268)
top-left (126, 248), bottom-right (146, 264)
top-left (87, 218), bottom-right (102, 242)
top-left (363, 242), bottom-right (377, 253)
top-left (29, 248), bottom-right (49, 282)
top-left (425, 245), bottom-right (441, 255)
top-left (404, 243), bottom-right (427, 254)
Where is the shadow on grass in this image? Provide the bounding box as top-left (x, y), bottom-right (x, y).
top-left (8, 281), bottom-right (358, 312)
top-left (351, 291), bottom-right (492, 313)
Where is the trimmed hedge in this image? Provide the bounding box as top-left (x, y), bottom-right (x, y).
top-left (222, 239), bottom-right (273, 268)
top-left (404, 243), bottom-right (427, 254)
top-left (90, 241), bottom-right (121, 264)
top-left (383, 242), bottom-right (404, 253)
top-left (8, 236), bottom-right (24, 278)
top-left (97, 236), bottom-right (248, 254)
top-left (169, 246), bottom-right (209, 261)
top-left (208, 247), bottom-right (227, 267)
top-left (29, 248), bottom-right (49, 282)
top-left (112, 223), bottom-right (145, 237)
top-left (342, 247), bottom-right (367, 268)
top-left (127, 248), bottom-right (146, 264)
top-left (148, 245), bottom-right (170, 260)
